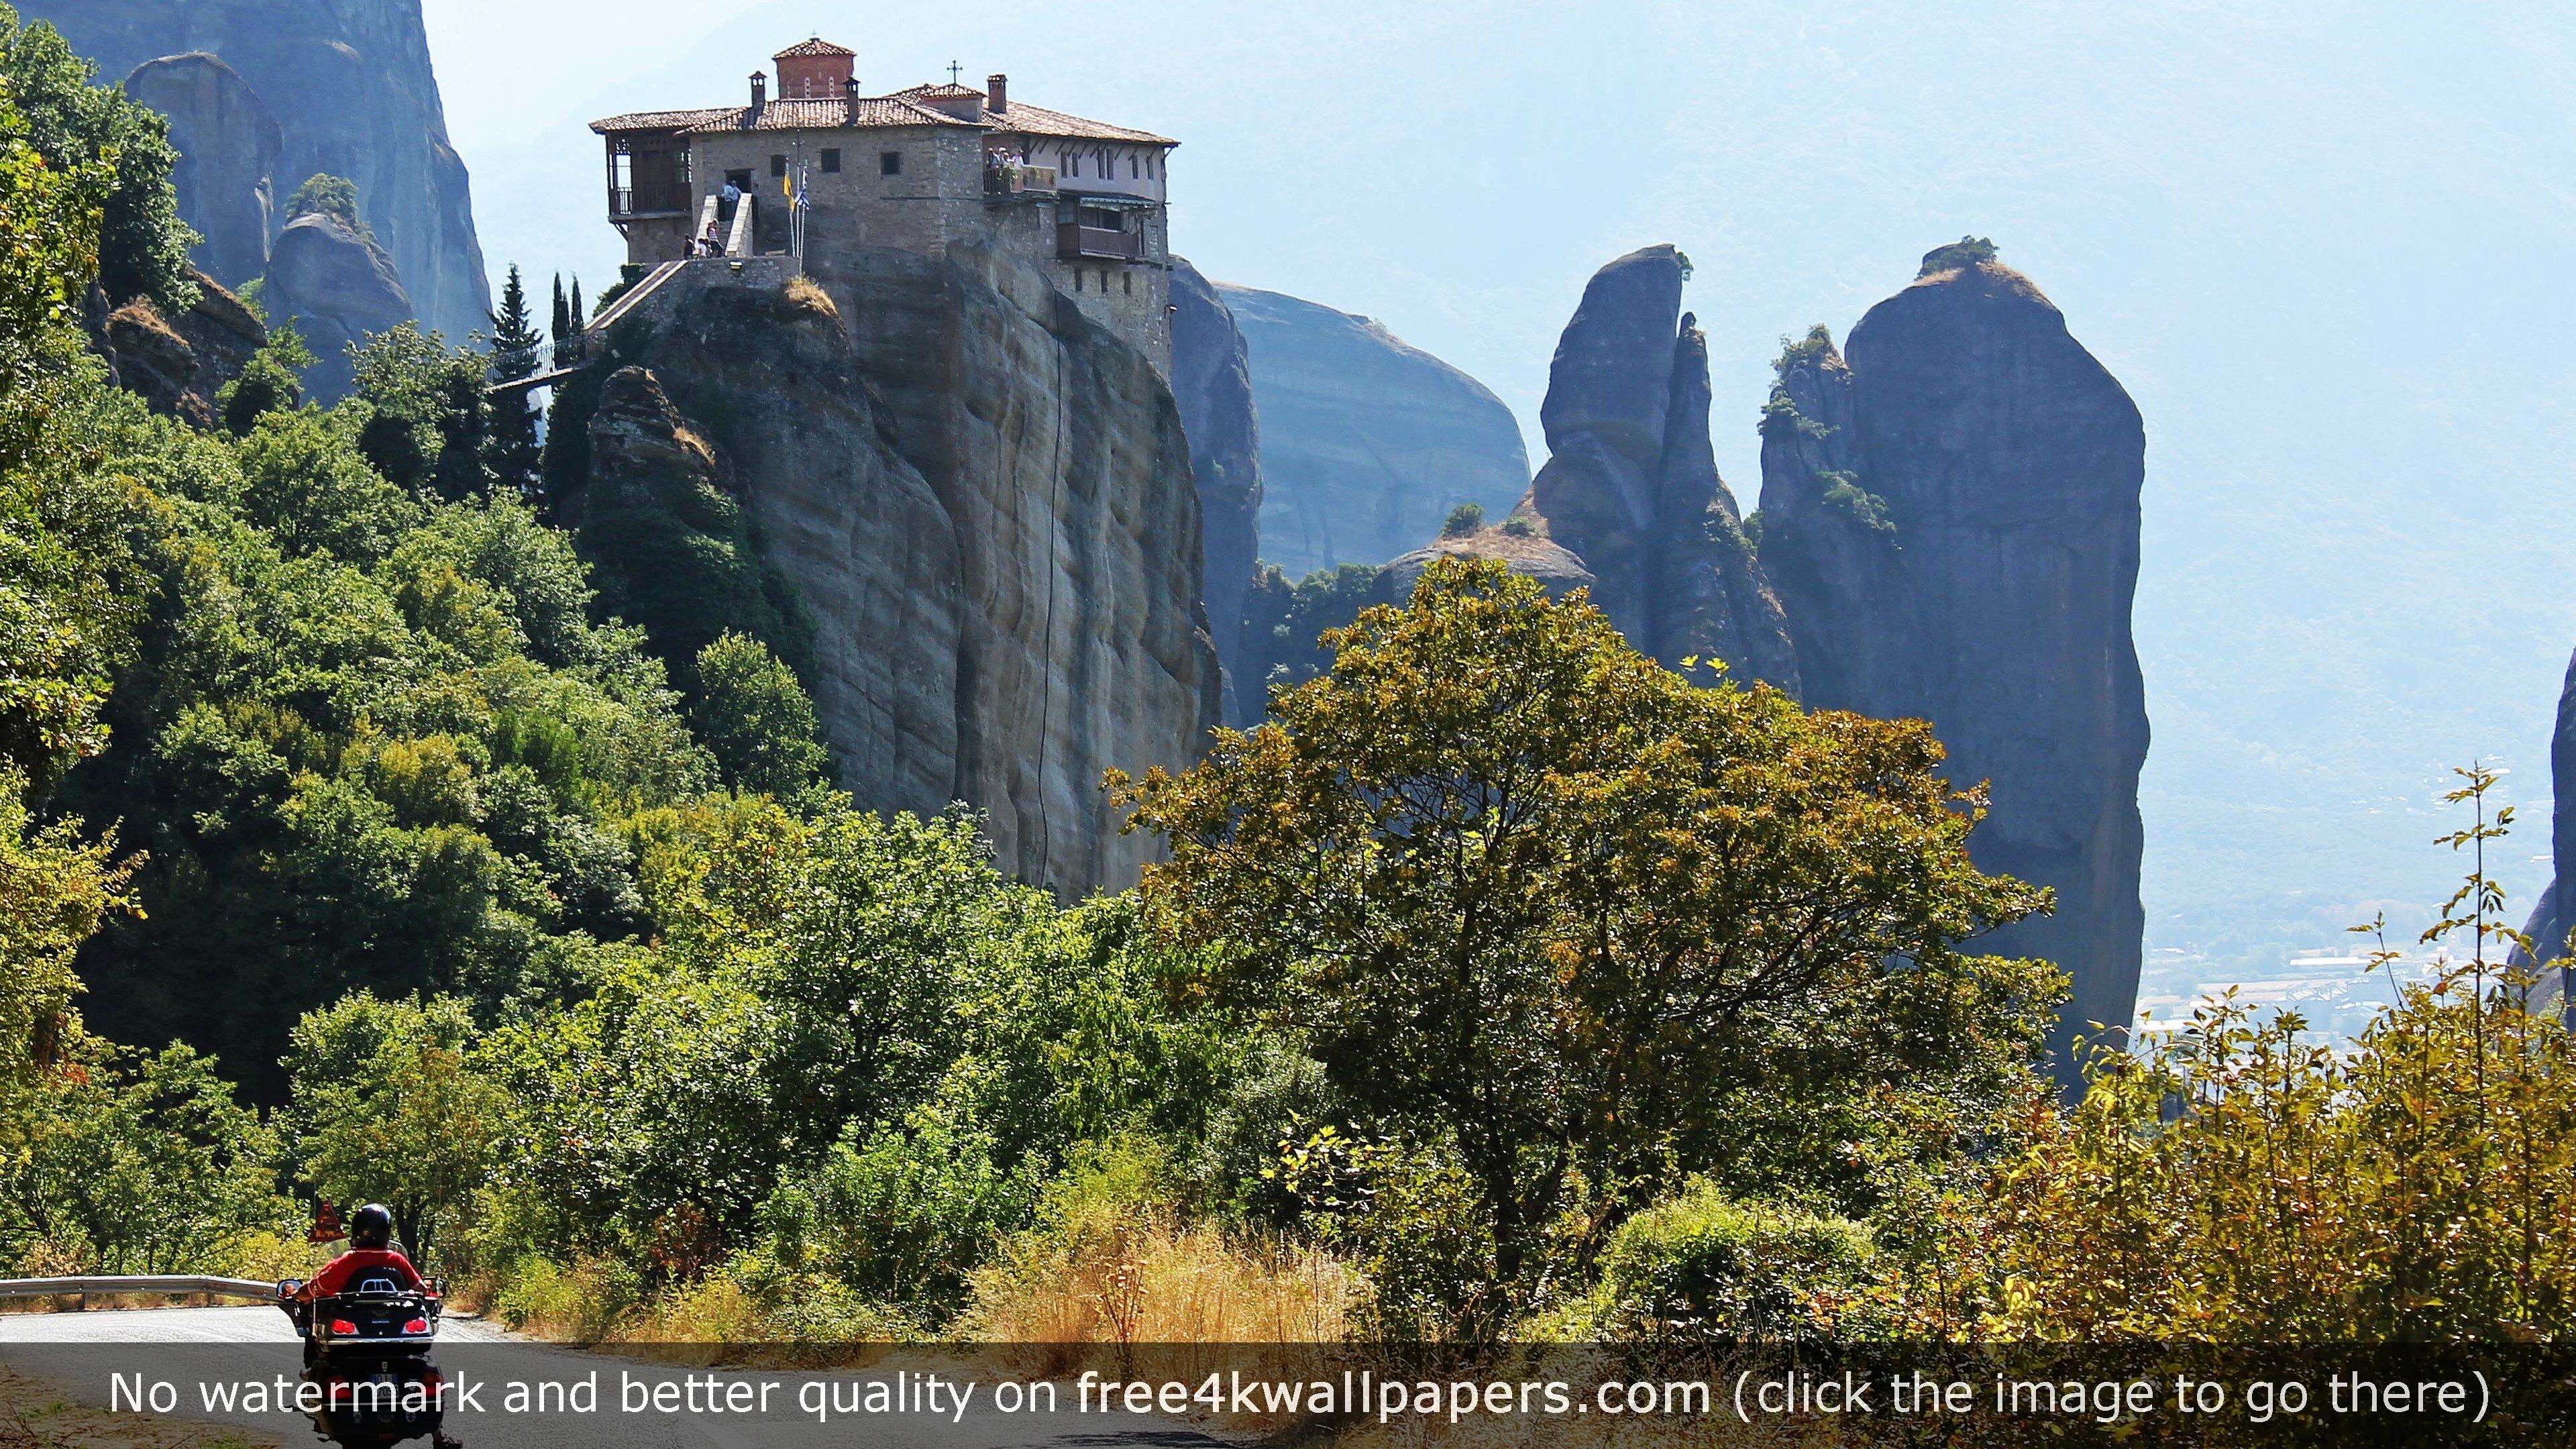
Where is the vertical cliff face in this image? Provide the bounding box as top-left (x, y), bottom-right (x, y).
top-left (27, 0), bottom-right (489, 342)
top-left (1216, 283), bottom-right (1529, 580)
top-left (584, 245), bottom-right (1215, 898)
top-left (1523, 245), bottom-right (1799, 688)
top-left (1168, 258), bottom-right (1263, 721)
top-left (1758, 241), bottom-right (2149, 1081)
top-left (120, 53), bottom-right (279, 290)
top-left (2513, 649), bottom-right (2576, 1001)
top-left (265, 209), bottom-right (411, 402)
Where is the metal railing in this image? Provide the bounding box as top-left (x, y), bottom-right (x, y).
top-left (0, 1275), bottom-right (278, 1301)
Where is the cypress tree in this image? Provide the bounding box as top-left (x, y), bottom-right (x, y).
top-left (486, 264), bottom-right (544, 497)
top-left (569, 276), bottom-right (585, 329)
top-left (551, 274), bottom-right (572, 347)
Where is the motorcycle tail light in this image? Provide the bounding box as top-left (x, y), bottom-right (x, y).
top-left (403, 1318), bottom-right (429, 1334)
top-left (328, 1319), bottom-right (358, 1335)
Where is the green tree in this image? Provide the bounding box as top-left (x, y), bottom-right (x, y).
top-left (0, 767), bottom-right (125, 1083)
top-left (286, 992), bottom-right (504, 1265)
top-left (0, 1038), bottom-right (286, 1273)
top-left (217, 319), bottom-right (315, 436)
top-left (689, 631), bottom-right (827, 796)
top-left (486, 266), bottom-right (544, 497)
top-left (550, 274), bottom-right (570, 347)
top-left (0, 7), bottom-right (195, 312)
top-left (347, 323), bottom-right (492, 502)
top-left (1115, 556), bottom-right (2056, 1324)
top-left (285, 173), bottom-right (364, 235)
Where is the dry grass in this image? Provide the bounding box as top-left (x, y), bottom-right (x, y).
top-left (958, 1210), bottom-right (1363, 1397)
top-left (782, 274), bottom-right (839, 320)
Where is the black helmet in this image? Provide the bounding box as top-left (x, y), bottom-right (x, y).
top-left (350, 1203), bottom-right (394, 1250)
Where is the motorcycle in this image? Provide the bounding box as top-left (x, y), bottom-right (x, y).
top-left (276, 1269), bottom-right (445, 1366)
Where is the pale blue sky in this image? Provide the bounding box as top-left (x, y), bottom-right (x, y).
top-left (422, 1), bottom-right (2576, 983)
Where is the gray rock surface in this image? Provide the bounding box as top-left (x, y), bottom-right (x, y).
top-left (1756, 244), bottom-right (2149, 1083)
top-left (1525, 245), bottom-right (1799, 688)
top-left (27, 0), bottom-right (489, 342)
top-left (1217, 283), bottom-right (1529, 581)
top-left (1168, 258), bottom-right (1263, 720)
top-left (121, 53), bottom-right (279, 290)
top-left (595, 248), bottom-right (1218, 899)
top-left (264, 209), bottom-right (411, 403)
top-left (2512, 649), bottom-right (2576, 1011)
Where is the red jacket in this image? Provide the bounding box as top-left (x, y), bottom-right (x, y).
top-left (301, 1248), bottom-right (427, 1300)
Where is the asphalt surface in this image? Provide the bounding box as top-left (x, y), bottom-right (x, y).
top-left (0, 1305), bottom-right (1230, 1448)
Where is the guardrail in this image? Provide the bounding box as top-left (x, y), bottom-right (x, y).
top-left (0, 1275), bottom-right (276, 1300)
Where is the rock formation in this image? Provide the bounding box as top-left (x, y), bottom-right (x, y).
top-left (28, 0), bottom-right (489, 341)
top-left (574, 247), bottom-right (1217, 898)
top-left (2512, 649), bottom-right (2576, 1010)
top-left (95, 268), bottom-right (266, 429)
top-left (1217, 283), bottom-right (1529, 580)
top-left (1756, 238), bottom-right (2149, 1083)
top-left (1524, 244), bottom-right (1800, 688)
top-left (264, 207), bottom-right (412, 403)
top-left (120, 53), bottom-right (280, 290)
top-left (1168, 258), bottom-right (1263, 721)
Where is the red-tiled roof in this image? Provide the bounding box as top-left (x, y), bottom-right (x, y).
top-left (591, 97), bottom-right (978, 135)
top-left (982, 97), bottom-right (1175, 145)
top-left (594, 86), bottom-right (1175, 145)
top-left (774, 36), bottom-right (853, 59)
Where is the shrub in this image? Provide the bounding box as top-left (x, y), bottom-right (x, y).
top-left (491, 1253), bottom-right (641, 1342)
top-left (1918, 235), bottom-right (1998, 277)
top-left (286, 174), bottom-right (366, 236)
top-left (1499, 514), bottom-right (1537, 538)
top-left (1440, 502), bottom-right (1485, 538)
top-left (1540, 1179), bottom-right (1878, 1342)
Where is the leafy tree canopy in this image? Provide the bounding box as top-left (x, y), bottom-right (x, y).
top-left (1118, 556), bottom-right (2059, 1320)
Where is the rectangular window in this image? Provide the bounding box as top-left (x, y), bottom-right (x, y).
top-left (1073, 269), bottom-right (1083, 293)
top-left (1129, 154), bottom-right (1139, 179)
top-left (880, 150), bottom-right (902, 176)
top-left (771, 154), bottom-right (788, 178)
top-left (820, 148), bottom-right (841, 173)
top-left (1079, 205), bottom-right (1122, 231)
top-left (1122, 270), bottom-right (1132, 294)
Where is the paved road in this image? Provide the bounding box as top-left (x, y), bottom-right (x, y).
top-left (0, 1305), bottom-right (1228, 1448)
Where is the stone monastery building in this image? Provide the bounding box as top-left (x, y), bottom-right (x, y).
top-left (593, 38), bottom-right (1178, 368)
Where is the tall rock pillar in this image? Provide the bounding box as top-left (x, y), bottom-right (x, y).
top-left (1758, 239), bottom-right (2149, 1085)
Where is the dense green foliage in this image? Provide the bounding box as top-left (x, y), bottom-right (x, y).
top-left (0, 7), bottom-right (193, 312)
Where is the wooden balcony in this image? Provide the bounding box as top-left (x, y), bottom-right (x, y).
top-left (608, 187), bottom-right (689, 221)
top-left (1057, 223), bottom-right (1144, 261)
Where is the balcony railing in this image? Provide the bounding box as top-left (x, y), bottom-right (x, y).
top-left (1057, 223), bottom-right (1145, 261)
top-left (985, 163), bottom-right (1059, 196)
top-left (609, 186), bottom-right (690, 220)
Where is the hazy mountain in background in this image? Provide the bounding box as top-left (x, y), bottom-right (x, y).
top-left (441, 0), bottom-right (2576, 991)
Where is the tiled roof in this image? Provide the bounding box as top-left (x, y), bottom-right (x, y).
top-left (985, 100), bottom-right (1175, 145)
top-left (774, 36), bottom-right (853, 58)
top-left (591, 97), bottom-right (977, 135)
top-left (594, 89), bottom-right (1175, 145)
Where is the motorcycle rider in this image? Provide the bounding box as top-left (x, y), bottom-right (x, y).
top-left (294, 1203), bottom-right (429, 1302)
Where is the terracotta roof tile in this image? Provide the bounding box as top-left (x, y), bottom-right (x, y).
top-left (979, 97), bottom-right (1175, 146)
top-left (594, 87), bottom-right (1174, 145)
top-left (773, 36), bottom-right (854, 58)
